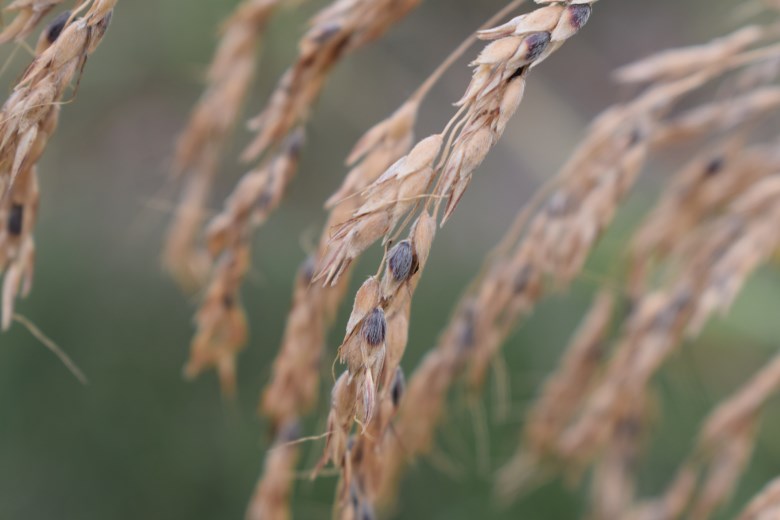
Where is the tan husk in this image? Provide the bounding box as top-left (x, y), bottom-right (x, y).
top-left (0, 0), bottom-right (114, 329)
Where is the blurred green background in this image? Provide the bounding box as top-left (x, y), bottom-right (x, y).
top-left (1, 1), bottom-right (780, 519)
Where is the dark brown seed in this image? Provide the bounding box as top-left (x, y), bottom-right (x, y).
top-left (388, 241), bottom-right (415, 282)
top-left (46, 11), bottom-right (72, 44)
top-left (524, 32), bottom-right (552, 63)
top-left (8, 204), bottom-right (23, 236)
top-left (361, 308), bottom-right (386, 346)
top-left (391, 367), bottom-right (405, 408)
top-left (567, 5), bottom-right (592, 31)
top-left (703, 156), bottom-right (724, 177)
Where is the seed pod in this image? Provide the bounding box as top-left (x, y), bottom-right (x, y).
top-left (521, 31), bottom-right (552, 63)
top-left (387, 240), bottom-right (415, 282)
top-left (390, 366), bottom-right (406, 409)
top-left (8, 205), bottom-right (24, 236)
top-left (361, 308), bottom-right (387, 347)
top-left (552, 4), bottom-right (591, 42)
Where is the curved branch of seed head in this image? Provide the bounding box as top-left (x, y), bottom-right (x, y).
top-left (378, 115), bottom-right (647, 505)
top-left (250, 6), bottom-right (531, 512)
top-left (164, 0), bottom-right (281, 291)
top-left (557, 175), bottom-right (780, 476)
top-left (0, 5), bottom-right (108, 329)
top-left (184, 130), bottom-right (303, 396)
top-left (242, 0), bottom-right (421, 163)
top-left (329, 227), bottom-right (430, 514)
top-left (316, 213), bottom-right (434, 486)
top-left (316, 1), bottom-right (595, 289)
top-left (434, 1), bottom-right (594, 223)
top-left (0, 0), bottom-right (64, 43)
top-left (0, 0), bottom-right (114, 198)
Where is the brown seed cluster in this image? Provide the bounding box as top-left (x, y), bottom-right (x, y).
top-left (300, 1), bottom-right (598, 511)
top-left (0, 0), bottom-right (114, 330)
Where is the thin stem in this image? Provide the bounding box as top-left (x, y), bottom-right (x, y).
top-left (13, 314), bottom-right (88, 385)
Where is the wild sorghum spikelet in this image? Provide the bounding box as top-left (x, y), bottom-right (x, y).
top-left (437, 2), bottom-right (593, 222)
top-left (316, 134), bottom-right (442, 286)
top-left (0, 0), bottom-right (114, 329)
top-left (165, 0), bottom-right (282, 290)
top-left (184, 131), bottom-right (303, 395)
top-left (558, 176), bottom-right (780, 473)
top-left (260, 99), bottom-right (418, 428)
top-left (315, 0), bottom-right (595, 289)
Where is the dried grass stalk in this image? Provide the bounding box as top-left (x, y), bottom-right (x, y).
top-left (0, 0), bottom-right (114, 329)
top-left (559, 175), bottom-right (780, 475)
top-left (317, 212), bottom-right (435, 479)
top-left (315, 0), bottom-right (596, 289)
top-left (164, 0), bottom-right (281, 290)
top-left (613, 26), bottom-right (764, 85)
top-left (184, 130), bottom-right (303, 395)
